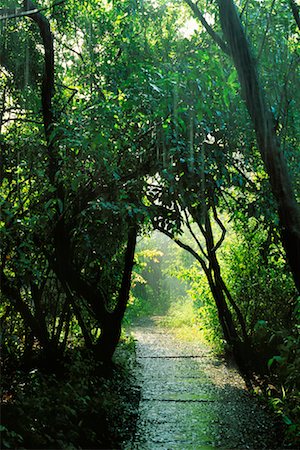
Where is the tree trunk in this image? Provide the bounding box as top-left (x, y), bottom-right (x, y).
top-left (218, 0), bottom-right (300, 293)
top-left (206, 268), bottom-right (252, 377)
top-left (94, 315), bottom-right (123, 363)
top-left (1, 271), bottom-right (50, 348)
top-left (95, 225), bottom-right (137, 362)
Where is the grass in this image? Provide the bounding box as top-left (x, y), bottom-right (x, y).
top-left (159, 297), bottom-right (207, 343)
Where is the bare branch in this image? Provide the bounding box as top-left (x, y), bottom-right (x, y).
top-left (211, 204), bottom-right (226, 252)
top-left (231, 160), bottom-right (258, 190)
top-left (56, 85), bottom-right (78, 114)
top-left (55, 38), bottom-right (85, 62)
top-left (0, 6), bottom-right (39, 20)
top-left (184, 0), bottom-right (230, 55)
top-left (183, 209), bottom-right (208, 259)
top-left (0, 0), bottom-right (64, 21)
top-left (155, 226), bottom-right (209, 275)
top-left (220, 278), bottom-right (249, 342)
top-left (240, 0), bottom-right (250, 18)
top-left (275, 54), bottom-right (299, 131)
top-left (1, 117), bottom-right (43, 125)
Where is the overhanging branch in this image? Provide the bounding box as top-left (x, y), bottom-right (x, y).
top-left (0, 1), bottom-right (64, 21)
top-left (155, 225), bottom-right (209, 276)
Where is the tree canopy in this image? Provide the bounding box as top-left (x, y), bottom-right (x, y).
top-left (1, 0), bottom-right (299, 447)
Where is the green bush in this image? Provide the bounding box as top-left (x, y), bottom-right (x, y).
top-left (171, 264), bottom-right (224, 351)
top-left (222, 222), bottom-right (295, 339)
top-left (1, 338), bottom-right (139, 450)
top-left (265, 299), bottom-right (300, 446)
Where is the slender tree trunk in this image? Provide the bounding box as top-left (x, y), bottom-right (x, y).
top-left (1, 271), bottom-right (50, 348)
top-left (218, 0), bottom-right (300, 293)
top-left (206, 266), bottom-right (251, 377)
top-left (158, 220), bottom-right (252, 376)
top-left (198, 211), bottom-right (251, 374)
top-left (204, 213), bottom-right (249, 343)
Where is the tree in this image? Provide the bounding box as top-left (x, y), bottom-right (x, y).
top-left (0, 0), bottom-right (146, 363)
top-left (184, 0), bottom-right (300, 292)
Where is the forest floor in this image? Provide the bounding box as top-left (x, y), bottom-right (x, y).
top-left (126, 316), bottom-right (281, 450)
top-left (1, 339), bottom-right (140, 450)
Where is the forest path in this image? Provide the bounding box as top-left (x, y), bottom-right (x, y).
top-left (127, 317), bottom-right (278, 450)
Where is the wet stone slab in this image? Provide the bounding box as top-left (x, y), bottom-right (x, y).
top-left (127, 321), bottom-right (278, 450)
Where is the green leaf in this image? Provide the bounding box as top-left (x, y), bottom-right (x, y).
top-left (149, 82), bottom-right (161, 93)
top-left (283, 415), bottom-right (293, 426)
top-left (268, 355), bottom-right (284, 369)
top-left (57, 198), bottom-right (64, 214)
top-left (228, 70), bottom-right (237, 85)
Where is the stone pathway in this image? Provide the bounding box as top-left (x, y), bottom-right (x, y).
top-left (127, 318), bottom-right (278, 450)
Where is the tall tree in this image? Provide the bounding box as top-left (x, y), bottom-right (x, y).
top-left (185, 0), bottom-right (300, 292)
top-left (0, 0), bottom-right (144, 363)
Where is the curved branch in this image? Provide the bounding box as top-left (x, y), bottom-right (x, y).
top-left (114, 224), bottom-right (138, 319)
top-left (211, 205), bottom-right (226, 252)
top-left (155, 226), bottom-right (209, 276)
top-left (24, 0), bottom-right (57, 183)
top-left (0, 1), bottom-right (64, 21)
top-left (219, 277), bottom-right (249, 342)
top-left (25, 2), bottom-right (54, 133)
top-left (183, 209), bottom-right (208, 259)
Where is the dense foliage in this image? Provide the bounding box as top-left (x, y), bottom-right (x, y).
top-left (1, 0), bottom-right (299, 447)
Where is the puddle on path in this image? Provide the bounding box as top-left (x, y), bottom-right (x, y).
top-left (127, 318), bottom-right (278, 450)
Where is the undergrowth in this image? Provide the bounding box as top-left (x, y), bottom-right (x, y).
top-left (159, 297), bottom-right (209, 344)
top-left (1, 335), bottom-right (139, 450)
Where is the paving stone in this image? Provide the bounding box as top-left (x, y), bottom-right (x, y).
top-left (126, 320), bottom-right (279, 450)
